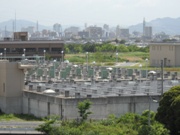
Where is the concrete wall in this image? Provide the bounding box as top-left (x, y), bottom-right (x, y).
top-left (23, 92), bottom-right (63, 118)
top-left (23, 91), bottom-right (160, 119)
top-left (0, 61), bottom-right (24, 113)
top-left (175, 45), bottom-right (180, 66)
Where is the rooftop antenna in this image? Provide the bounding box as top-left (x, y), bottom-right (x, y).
top-left (143, 17), bottom-right (146, 37)
top-left (15, 11), bottom-right (16, 32)
top-left (12, 21), bottom-right (14, 40)
top-left (12, 21), bottom-right (14, 32)
top-left (5, 26), bottom-right (7, 37)
top-left (143, 18), bottom-right (146, 46)
top-left (36, 20), bottom-right (39, 32)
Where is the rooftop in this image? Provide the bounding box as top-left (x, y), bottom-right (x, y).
top-left (150, 42), bottom-right (180, 45)
top-left (0, 40), bottom-right (64, 44)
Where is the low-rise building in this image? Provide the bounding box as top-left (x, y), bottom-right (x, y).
top-left (0, 32), bottom-right (64, 61)
top-left (0, 40), bottom-right (64, 60)
top-left (150, 43), bottom-right (180, 67)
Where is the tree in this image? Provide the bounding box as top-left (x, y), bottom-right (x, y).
top-left (74, 45), bottom-right (82, 53)
top-left (127, 45), bottom-right (139, 52)
top-left (155, 86), bottom-right (180, 135)
top-left (64, 46), bottom-right (70, 54)
top-left (117, 112), bottom-right (169, 135)
top-left (77, 99), bottom-right (92, 122)
top-left (117, 44), bottom-right (129, 52)
top-left (119, 39), bottom-right (126, 44)
top-left (138, 111), bottom-right (169, 135)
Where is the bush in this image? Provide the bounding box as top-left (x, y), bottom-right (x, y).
top-left (36, 112), bottom-right (169, 135)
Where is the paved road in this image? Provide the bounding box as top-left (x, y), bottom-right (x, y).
top-left (116, 62), bottom-right (138, 67)
top-left (0, 121), bottom-right (44, 134)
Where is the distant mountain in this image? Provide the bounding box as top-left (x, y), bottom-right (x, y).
top-left (129, 17), bottom-right (180, 35)
top-left (0, 19), bottom-right (51, 32)
top-left (1, 17), bottom-right (180, 35)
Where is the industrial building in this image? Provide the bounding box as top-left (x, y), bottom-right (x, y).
top-left (150, 43), bottom-right (180, 67)
top-left (0, 59), bottom-right (179, 119)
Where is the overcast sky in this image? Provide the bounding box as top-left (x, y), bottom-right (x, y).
top-left (0, 0), bottom-right (180, 27)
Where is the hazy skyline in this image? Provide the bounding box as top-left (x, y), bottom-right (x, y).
top-left (0, 0), bottom-right (180, 27)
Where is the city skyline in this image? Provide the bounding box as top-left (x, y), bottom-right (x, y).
top-left (0, 0), bottom-right (180, 27)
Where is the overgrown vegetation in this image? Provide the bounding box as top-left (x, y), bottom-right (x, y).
top-left (36, 112), bottom-right (169, 135)
top-left (64, 43), bottom-right (149, 54)
top-left (0, 111), bottom-right (42, 121)
top-left (36, 115), bottom-right (60, 135)
top-left (64, 43), bottom-right (149, 64)
top-left (66, 52), bottom-right (149, 64)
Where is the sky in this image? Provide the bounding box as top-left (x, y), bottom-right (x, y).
top-left (0, 0), bottom-right (180, 27)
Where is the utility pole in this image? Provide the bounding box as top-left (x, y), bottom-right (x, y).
top-left (15, 11), bottom-right (16, 32)
top-left (161, 60), bottom-right (164, 95)
top-left (148, 94), bottom-right (151, 127)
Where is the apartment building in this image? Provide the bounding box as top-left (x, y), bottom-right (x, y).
top-left (86, 26), bottom-right (103, 39)
top-left (116, 26), bottom-right (129, 40)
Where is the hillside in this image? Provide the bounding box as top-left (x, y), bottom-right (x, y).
top-left (0, 19), bottom-right (51, 32)
top-left (129, 17), bottom-right (180, 35)
top-left (1, 17), bottom-right (180, 35)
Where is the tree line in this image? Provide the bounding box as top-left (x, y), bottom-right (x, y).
top-left (64, 43), bottom-right (149, 54)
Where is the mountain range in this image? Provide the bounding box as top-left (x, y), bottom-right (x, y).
top-left (0, 19), bottom-right (51, 32)
top-left (129, 17), bottom-right (180, 35)
top-left (0, 17), bottom-right (180, 35)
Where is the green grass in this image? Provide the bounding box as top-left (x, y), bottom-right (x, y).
top-left (65, 52), bottom-right (180, 72)
top-left (120, 52), bottom-right (148, 56)
top-left (65, 52), bottom-right (149, 64)
top-left (0, 112), bottom-right (42, 121)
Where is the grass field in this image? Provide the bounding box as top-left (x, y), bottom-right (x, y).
top-left (64, 52), bottom-right (180, 71)
top-left (65, 52), bottom-right (149, 64)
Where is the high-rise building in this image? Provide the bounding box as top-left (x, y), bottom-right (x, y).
top-left (103, 24), bottom-right (109, 31)
top-left (103, 24), bottom-right (109, 38)
top-left (53, 23), bottom-right (62, 33)
top-left (86, 26), bottom-right (103, 39)
top-left (116, 25), bottom-right (129, 39)
top-left (116, 25), bottom-right (120, 38)
top-left (36, 21), bottom-right (39, 32)
top-left (142, 18), bottom-right (152, 40)
top-left (145, 26), bottom-right (152, 39)
top-left (21, 26), bottom-right (35, 35)
top-left (143, 18), bottom-right (146, 37)
top-left (85, 23), bottom-right (87, 29)
top-left (78, 31), bottom-right (89, 39)
top-left (64, 26), bottom-right (79, 39)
